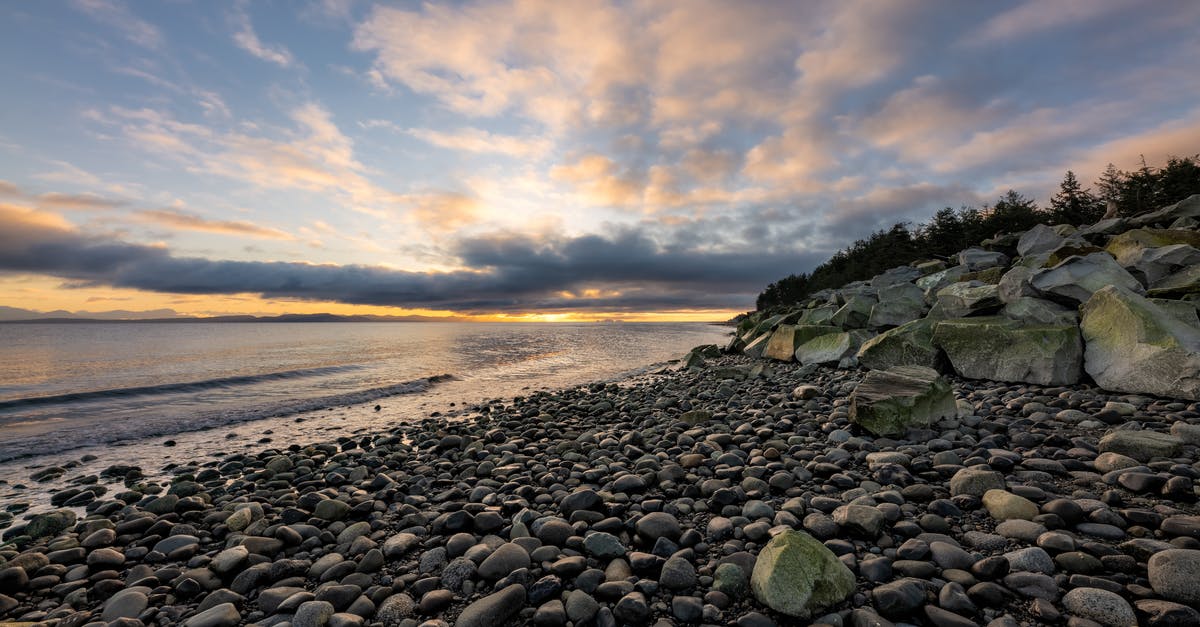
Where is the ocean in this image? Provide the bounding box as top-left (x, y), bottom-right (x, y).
top-left (0, 322), bottom-right (727, 504)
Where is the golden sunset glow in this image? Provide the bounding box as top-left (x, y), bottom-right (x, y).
top-left (2, 2), bottom-right (1198, 320)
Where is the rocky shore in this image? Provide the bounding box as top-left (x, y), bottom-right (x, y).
top-left (2, 350), bottom-right (1200, 627)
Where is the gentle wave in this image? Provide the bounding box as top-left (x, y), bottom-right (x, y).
top-left (0, 365), bottom-right (363, 410)
top-left (0, 373), bottom-right (456, 463)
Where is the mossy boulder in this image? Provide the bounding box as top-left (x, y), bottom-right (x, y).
top-left (762, 324), bottom-right (841, 361)
top-left (1080, 285), bottom-right (1200, 400)
top-left (1106, 229), bottom-right (1200, 264)
top-left (932, 317), bottom-right (1083, 385)
top-left (742, 333), bottom-right (771, 359)
top-left (1149, 264), bottom-right (1200, 297)
top-left (750, 530), bottom-right (855, 618)
top-left (856, 319), bottom-right (940, 371)
top-left (1031, 252), bottom-right (1143, 305)
top-left (795, 331), bottom-right (871, 366)
top-left (849, 366), bottom-right (956, 436)
top-left (25, 509), bottom-right (76, 539)
top-left (799, 304), bottom-right (839, 325)
top-left (936, 282), bottom-right (1002, 318)
top-left (831, 296), bottom-right (876, 329)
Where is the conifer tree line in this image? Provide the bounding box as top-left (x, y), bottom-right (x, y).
top-left (756, 154), bottom-right (1200, 311)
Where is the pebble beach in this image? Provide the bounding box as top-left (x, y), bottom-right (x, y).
top-left (3, 352), bottom-right (1199, 627)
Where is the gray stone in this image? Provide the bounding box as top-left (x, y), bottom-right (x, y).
top-left (1147, 549), bottom-right (1200, 605)
top-left (849, 366), bottom-right (957, 437)
top-left (750, 530), bottom-right (855, 618)
top-left (182, 602), bottom-right (241, 627)
top-left (293, 600), bottom-right (336, 627)
top-left (102, 588), bottom-right (150, 621)
top-left (1062, 587), bottom-right (1136, 627)
top-left (949, 468), bottom-right (1005, 497)
top-left (1080, 285), bottom-right (1200, 400)
top-left (1098, 430), bottom-right (1183, 462)
top-left (958, 248), bottom-right (1009, 271)
top-left (1004, 547), bottom-right (1055, 575)
top-left (936, 282), bottom-right (1002, 318)
top-left (1032, 252), bottom-right (1144, 304)
top-left (1017, 224), bottom-right (1065, 257)
top-left (478, 543), bottom-right (530, 580)
top-left (933, 317), bottom-right (1082, 385)
top-left (455, 583), bottom-right (526, 627)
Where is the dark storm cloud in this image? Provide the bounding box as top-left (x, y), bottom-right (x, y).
top-left (0, 206), bottom-right (820, 312)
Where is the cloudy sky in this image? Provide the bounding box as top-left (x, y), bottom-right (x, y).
top-left (2, 0), bottom-right (1198, 320)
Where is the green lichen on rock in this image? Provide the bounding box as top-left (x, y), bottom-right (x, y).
top-left (794, 331), bottom-right (860, 365)
top-left (25, 509), bottom-right (76, 539)
top-left (1080, 285), bottom-right (1200, 400)
top-left (849, 365), bottom-right (956, 436)
top-left (762, 324), bottom-right (841, 361)
top-left (856, 318), bottom-right (940, 371)
top-left (750, 530), bottom-right (855, 618)
top-left (932, 317), bottom-right (1083, 385)
top-left (1105, 228), bottom-right (1200, 265)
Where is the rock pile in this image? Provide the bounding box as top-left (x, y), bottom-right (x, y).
top-left (1, 353), bottom-right (1198, 626)
top-left (728, 194), bottom-right (1200, 406)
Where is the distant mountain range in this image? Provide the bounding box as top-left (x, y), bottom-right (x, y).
top-left (0, 306), bottom-right (469, 323)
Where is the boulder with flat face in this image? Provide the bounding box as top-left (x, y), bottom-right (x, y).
top-left (856, 318), bottom-right (940, 371)
top-left (1001, 297), bottom-right (1077, 326)
top-left (869, 283), bottom-right (927, 327)
top-left (1105, 228), bottom-right (1200, 265)
top-left (750, 530), bottom-right (856, 618)
top-left (1079, 285), bottom-right (1200, 400)
top-left (1130, 194), bottom-right (1200, 227)
top-left (1017, 224), bottom-right (1065, 257)
top-left (936, 282), bottom-right (1002, 318)
top-left (933, 317), bottom-right (1083, 385)
top-left (958, 247), bottom-right (1009, 271)
top-left (849, 366), bottom-right (956, 436)
top-left (1031, 252), bottom-right (1144, 305)
top-left (762, 324), bottom-right (841, 361)
top-left (1149, 264), bottom-right (1200, 297)
top-left (831, 295), bottom-right (876, 329)
top-left (795, 331), bottom-right (871, 366)
top-left (1122, 244), bottom-right (1200, 286)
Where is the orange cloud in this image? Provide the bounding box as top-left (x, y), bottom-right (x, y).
top-left (134, 208), bottom-right (295, 240)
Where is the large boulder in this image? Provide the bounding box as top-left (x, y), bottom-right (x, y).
top-left (872, 265), bottom-right (923, 287)
top-left (1105, 229), bottom-right (1200, 266)
top-left (917, 265), bottom-right (968, 295)
top-left (750, 530), bottom-right (856, 618)
top-left (799, 304), bottom-right (839, 325)
top-left (831, 295), bottom-right (876, 329)
top-left (1115, 242), bottom-right (1200, 287)
top-left (1079, 285), bottom-right (1200, 400)
top-left (795, 331), bottom-right (869, 366)
top-left (742, 333), bottom-right (771, 359)
top-left (1149, 264), bottom-right (1200, 297)
top-left (935, 282), bottom-right (1002, 318)
top-left (998, 266), bottom-right (1038, 303)
top-left (856, 319), bottom-right (940, 371)
top-left (932, 317), bottom-right (1083, 385)
top-left (1130, 194), bottom-right (1200, 227)
top-left (1017, 224), bottom-right (1065, 257)
top-left (849, 366), bottom-right (956, 436)
top-left (1031, 252), bottom-right (1144, 305)
top-left (1001, 297), bottom-right (1077, 326)
top-left (869, 283), bottom-right (927, 327)
top-left (958, 248), bottom-right (1009, 271)
top-left (762, 325), bottom-right (842, 361)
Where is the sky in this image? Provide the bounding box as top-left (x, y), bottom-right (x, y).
top-left (1, 0), bottom-right (1199, 321)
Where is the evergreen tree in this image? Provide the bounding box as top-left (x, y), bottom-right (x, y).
top-left (1095, 163), bottom-right (1125, 216)
top-left (1156, 155), bottom-right (1200, 206)
top-left (1118, 157), bottom-right (1158, 216)
top-left (1049, 170), bottom-right (1104, 225)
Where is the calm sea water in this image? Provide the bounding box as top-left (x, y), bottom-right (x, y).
top-left (0, 322), bottom-right (728, 464)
